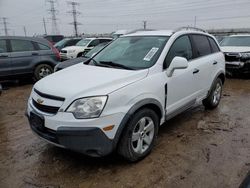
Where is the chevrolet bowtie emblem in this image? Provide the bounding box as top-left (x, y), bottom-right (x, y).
top-left (37, 98), bottom-right (44, 104)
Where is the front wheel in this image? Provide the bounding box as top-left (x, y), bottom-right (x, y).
top-left (117, 108), bottom-right (159, 162)
top-left (34, 64), bottom-right (53, 81)
top-left (203, 78), bottom-right (223, 109)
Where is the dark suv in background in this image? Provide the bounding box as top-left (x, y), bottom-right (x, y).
top-left (0, 36), bottom-right (60, 81)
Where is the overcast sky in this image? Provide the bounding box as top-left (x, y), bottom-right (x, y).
top-left (0, 0), bottom-right (250, 36)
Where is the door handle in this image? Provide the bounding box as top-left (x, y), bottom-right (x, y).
top-left (0, 54), bottom-right (8, 58)
top-left (32, 52), bottom-right (39, 56)
top-left (193, 68), bottom-right (200, 74)
top-left (213, 61), bottom-right (218, 65)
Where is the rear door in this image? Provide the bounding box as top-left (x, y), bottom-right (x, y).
top-left (0, 39), bottom-right (12, 76)
top-left (190, 34), bottom-right (219, 98)
top-left (10, 39), bottom-right (40, 75)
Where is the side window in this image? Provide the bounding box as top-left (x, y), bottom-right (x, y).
top-left (88, 39), bottom-right (99, 47)
top-left (0, 40), bottom-right (7, 53)
top-left (164, 35), bottom-right (193, 68)
top-left (208, 37), bottom-right (220, 53)
top-left (37, 43), bottom-right (50, 50)
top-left (192, 35), bottom-right (211, 57)
top-left (66, 40), bottom-right (77, 46)
top-left (10, 39), bottom-right (35, 52)
top-left (100, 39), bottom-right (111, 43)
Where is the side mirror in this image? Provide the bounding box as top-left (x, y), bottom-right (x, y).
top-left (166, 56), bottom-right (188, 77)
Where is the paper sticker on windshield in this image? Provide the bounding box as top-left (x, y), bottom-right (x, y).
top-left (143, 47), bottom-right (159, 61)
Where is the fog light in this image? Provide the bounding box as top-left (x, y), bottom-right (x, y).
top-left (103, 125), bottom-right (115, 131)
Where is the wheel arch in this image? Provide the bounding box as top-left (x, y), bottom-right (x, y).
top-left (112, 98), bottom-right (163, 149)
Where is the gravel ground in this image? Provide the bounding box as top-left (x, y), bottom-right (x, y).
top-left (0, 78), bottom-right (250, 188)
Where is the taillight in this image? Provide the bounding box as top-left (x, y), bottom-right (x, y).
top-left (49, 42), bottom-right (60, 61)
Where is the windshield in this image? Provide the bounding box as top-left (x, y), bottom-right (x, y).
top-left (220, 36), bottom-right (250, 47)
top-left (85, 43), bottom-right (108, 58)
top-left (54, 39), bottom-right (68, 47)
top-left (92, 36), bottom-right (169, 70)
top-left (76, 39), bottom-right (91, 46)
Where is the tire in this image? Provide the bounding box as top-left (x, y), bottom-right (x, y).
top-left (34, 64), bottom-right (53, 81)
top-left (117, 108), bottom-right (159, 162)
top-left (202, 78), bottom-right (223, 109)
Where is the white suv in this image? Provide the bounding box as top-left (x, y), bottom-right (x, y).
top-left (26, 28), bottom-right (225, 161)
top-left (60, 38), bottom-right (112, 60)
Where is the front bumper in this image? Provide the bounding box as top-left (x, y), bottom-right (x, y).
top-left (26, 100), bottom-right (125, 156)
top-left (27, 110), bottom-right (115, 156)
top-left (226, 61), bottom-right (250, 74)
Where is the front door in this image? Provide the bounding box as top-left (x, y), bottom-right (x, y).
top-left (164, 35), bottom-right (200, 118)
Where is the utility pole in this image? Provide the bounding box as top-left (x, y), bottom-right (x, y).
top-left (43, 17), bottom-right (47, 35)
top-left (67, 1), bottom-right (81, 37)
top-left (1, 17), bottom-right (9, 36)
top-left (194, 16), bottom-right (197, 27)
top-left (23, 26), bottom-right (27, 36)
top-left (143, 20), bottom-right (147, 30)
top-left (47, 0), bottom-right (59, 35)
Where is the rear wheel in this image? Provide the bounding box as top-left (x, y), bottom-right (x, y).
top-left (117, 108), bottom-right (159, 162)
top-left (34, 64), bottom-right (53, 81)
top-left (203, 78), bottom-right (222, 109)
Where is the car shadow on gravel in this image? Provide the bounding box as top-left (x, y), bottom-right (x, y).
top-left (0, 77), bottom-right (34, 90)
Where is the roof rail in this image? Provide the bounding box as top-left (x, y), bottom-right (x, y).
top-left (174, 26), bottom-right (207, 33)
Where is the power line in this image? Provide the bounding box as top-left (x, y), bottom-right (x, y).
top-left (67, 1), bottom-right (81, 36)
top-left (46, 0), bottom-right (60, 35)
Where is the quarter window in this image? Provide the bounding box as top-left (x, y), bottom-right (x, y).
top-left (208, 37), bottom-right (220, 53)
top-left (10, 39), bottom-right (35, 52)
top-left (37, 43), bottom-right (50, 50)
top-left (0, 40), bottom-right (7, 53)
top-left (164, 35), bottom-right (193, 68)
top-left (192, 35), bottom-right (211, 57)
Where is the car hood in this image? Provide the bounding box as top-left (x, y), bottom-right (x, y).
top-left (61, 46), bottom-right (86, 51)
top-left (56, 57), bottom-right (89, 70)
top-left (35, 64), bottom-right (148, 100)
top-left (221, 46), bottom-right (250, 53)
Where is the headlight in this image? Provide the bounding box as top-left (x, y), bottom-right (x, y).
top-left (68, 49), bottom-right (76, 53)
top-left (66, 96), bottom-right (108, 119)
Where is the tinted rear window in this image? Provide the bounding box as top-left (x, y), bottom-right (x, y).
top-left (192, 35), bottom-right (211, 57)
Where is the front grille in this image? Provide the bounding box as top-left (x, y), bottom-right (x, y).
top-left (32, 99), bottom-right (60, 114)
top-left (34, 88), bottom-right (65, 101)
top-left (60, 50), bottom-right (67, 53)
top-left (224, 52), bottom-right (241, 62)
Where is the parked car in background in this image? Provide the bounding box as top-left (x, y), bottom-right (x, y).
top-left (59, 38), bottom-right (112, 60)
top-left (0, 83), bottom-right (2, 95)
top-left (0, 36), bottom-right (60, 81)
top-left (27, 28), bottom-right (225, 161)
top-left (44, 35), bottom-right (64, 45)
top-left (54, 38), bottom-right (81, 51)
top-left (220, 35), bottom-right (250, 76)
top-left (54, 42), bottom-right (110, 72)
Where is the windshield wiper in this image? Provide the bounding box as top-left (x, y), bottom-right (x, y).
top-left (99, 61), bottom-right (134, 70)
